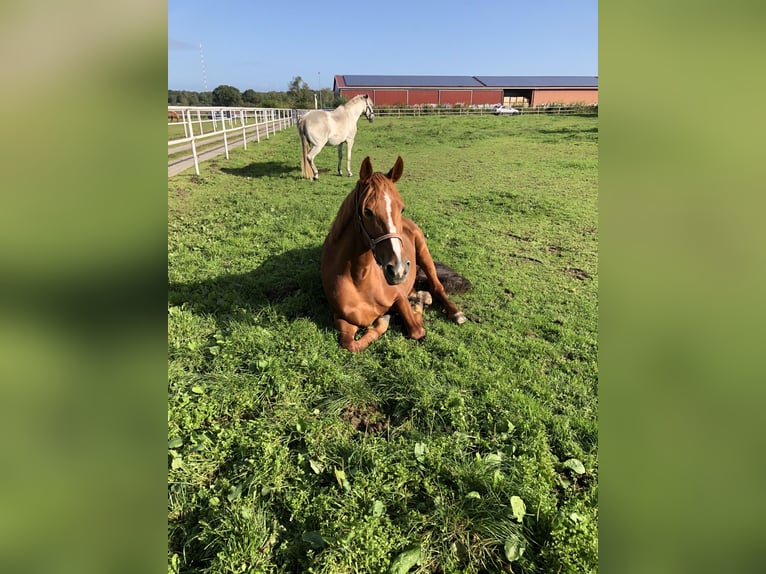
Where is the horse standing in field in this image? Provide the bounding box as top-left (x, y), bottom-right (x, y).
top-left (321, 155), bottom-right (468, 352)
top-left (298, 94), bottom-right (374, 180)
top-left (168, 110), bottom-right (180, 122)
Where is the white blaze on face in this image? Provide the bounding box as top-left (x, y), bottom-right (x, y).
top-left (384, 192), bottom-right (402, 260)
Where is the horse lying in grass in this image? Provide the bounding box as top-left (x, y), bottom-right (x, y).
top-left (320, 155), bottom-right (469, 352)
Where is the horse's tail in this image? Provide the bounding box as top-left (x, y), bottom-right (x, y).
top-left (416, 262), bottom-right (472, 294)
top-left (297, 118), bottom-right (313, 179)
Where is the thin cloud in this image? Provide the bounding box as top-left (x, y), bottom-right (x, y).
top-left (168, 38), bottom-right (195, 50)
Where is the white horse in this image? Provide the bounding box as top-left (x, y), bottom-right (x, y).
top-left (298, 94), bottom-right (374, 180)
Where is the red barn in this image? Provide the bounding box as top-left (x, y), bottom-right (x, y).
top-left (333, 75), bottom-right (598, 108)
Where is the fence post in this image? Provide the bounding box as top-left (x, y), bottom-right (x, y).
top-left (241, 108), bottom-right (247, 150)
top-left (182, 110), bottom-right (189, 138)
top-left (222, 117), bottom-right (229, 159)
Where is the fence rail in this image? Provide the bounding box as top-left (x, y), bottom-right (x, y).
top-left (167, 104), bottom-right (597, 177)
top-left (167, 106), bottom-right (296, 177)
top-left (370, 104), bottom-right (598, 117)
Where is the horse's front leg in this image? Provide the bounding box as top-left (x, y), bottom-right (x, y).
top-left (393, 296), bottom-right (426, 341)
top-left (413, 231), bottom-right (466, 324)
top-left (336, 143), bottom-right (344, 177)
top-left (345, 138), bottom-right (354, 177)
top-left (335, 315), bottom-right (391, 352)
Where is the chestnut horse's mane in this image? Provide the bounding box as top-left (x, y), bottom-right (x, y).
top-left (326, 184), bottom-right (360, 244)
top-left (326, 173), bottom-right (390, 244)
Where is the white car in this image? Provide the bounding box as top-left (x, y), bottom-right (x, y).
top-left (492, 105), bottom-right (521, 115)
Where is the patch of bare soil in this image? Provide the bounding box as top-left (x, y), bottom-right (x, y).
top-left (509, 253), bottom-right (543, 264)
top-left (566, 267), bottom-right (591, 280)
top-left (340, 402), bottom-right (388, 434)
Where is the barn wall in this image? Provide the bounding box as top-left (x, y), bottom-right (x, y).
top-left (370, 90), bottom-right (409, 105)
top-left (439, 90), bottom-right (473, 105)
top-left (339, 86), bottom-right (599, 107)
top-left (408, 89), bottom-right (439, 105)
top-left (471, 90), bottom-right (503, 105)
top-left (531, 89), bottom-right (598, 106)
top-left (338, 89), bottom-right (370, 101)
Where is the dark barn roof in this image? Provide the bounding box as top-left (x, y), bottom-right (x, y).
top-left (336, 75), bottom-right (598, 89)
top-left (475, 76), bottom-right (598, 88)
top-left (341, 75), bottom-right (485, 87)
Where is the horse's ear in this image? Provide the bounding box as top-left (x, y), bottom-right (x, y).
top-left (359, 156), bottom-right (373, 181)
top-left (386, 156), bottom-right (404, 183)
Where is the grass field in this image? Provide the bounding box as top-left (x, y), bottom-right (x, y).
top-left (168, 114), bottom-right (598, 573)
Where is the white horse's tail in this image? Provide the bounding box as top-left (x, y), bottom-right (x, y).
top-left (297, 119), bottom-right (314, 179)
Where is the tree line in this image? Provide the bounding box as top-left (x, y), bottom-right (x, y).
top-left (168, 76), bottom-right (344, 109)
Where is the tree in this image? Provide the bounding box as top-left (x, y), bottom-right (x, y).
top-left (212, 85), bottom-right (242, 107)
top-left (319, 88), bottom-right (340, 109)
top-left (288, 76), bottom-right (314, 109)
top-left (167, 86), bottom-right (315, 109)
top-left (242, 89), bottom-right (260, 106)
top-left (198, 92), bottom-right (213, 106)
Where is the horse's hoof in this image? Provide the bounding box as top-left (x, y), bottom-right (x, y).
top-left (408, 325), bottom-right (426, 341)
top-left (408, 291), bottom-right (432, 306)
top-left (451, 312), bottom-right (467, 325)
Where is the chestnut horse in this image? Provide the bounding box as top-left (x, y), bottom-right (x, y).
top-left (168, 110), bottom-right (180, 122)
top-left (320, 156), bottom-right (467, 352)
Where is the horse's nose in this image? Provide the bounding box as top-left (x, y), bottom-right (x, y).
top-left (384, 259), bottom-right (411, 285)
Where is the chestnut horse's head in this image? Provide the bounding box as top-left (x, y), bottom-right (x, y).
top-left (355, 156), bottom-right (410, 285)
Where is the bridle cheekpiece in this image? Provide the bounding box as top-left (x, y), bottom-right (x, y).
top-left (355, 187), bottom-right (403, 265)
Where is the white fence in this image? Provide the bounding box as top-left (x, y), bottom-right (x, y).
top-left (167, 104), bottom-right (597, 177)
top-left (167, 106), bottom-right (297, 177)
top-left (370, 104), bottom-right (599, 117)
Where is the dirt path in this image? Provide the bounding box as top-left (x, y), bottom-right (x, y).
top-left (168, 120), bottom-right (290, 177)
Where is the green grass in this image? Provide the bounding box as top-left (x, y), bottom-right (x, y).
top-left (168, 115), bottom-right (598, 573)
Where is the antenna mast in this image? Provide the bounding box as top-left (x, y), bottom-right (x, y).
top-left (199, 43), bottom-right (208, 91)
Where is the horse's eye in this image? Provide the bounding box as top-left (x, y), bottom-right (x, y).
top-left (364, 208), bottom-right (373, 217)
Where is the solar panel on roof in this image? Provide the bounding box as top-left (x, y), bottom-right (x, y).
top-left (475, 76), bottom-right (598, 87)
top-left (341, 75), bottom-right (597, 88)
top-left (342, 75), bottom-right (484, 87)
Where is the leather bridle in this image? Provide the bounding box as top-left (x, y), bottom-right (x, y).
top-left (355, 188), bottom-right (403, 264)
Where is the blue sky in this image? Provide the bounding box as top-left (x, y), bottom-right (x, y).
top-left (168, 0), bottom-right (597, 92)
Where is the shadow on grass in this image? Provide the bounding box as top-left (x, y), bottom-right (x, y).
top-left (221, 160), bottom-right (296, 178)
top-left (538, 126), bottom-right (598, 135)
top-left (168, 245), bottom-right (333, 331)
